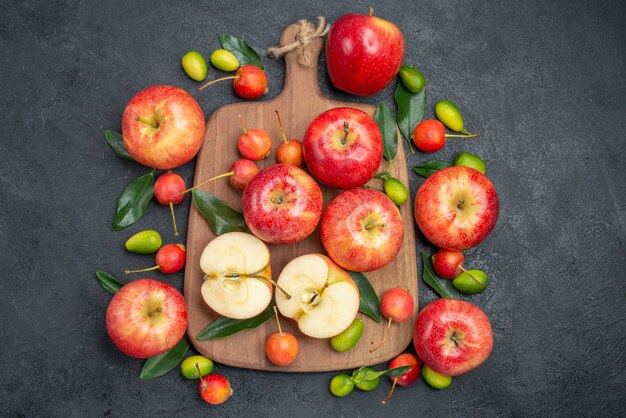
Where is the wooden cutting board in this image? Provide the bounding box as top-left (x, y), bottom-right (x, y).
top-left (184, 23), bottom-right (418, 372)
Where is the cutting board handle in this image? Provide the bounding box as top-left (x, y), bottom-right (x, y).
top-left (278, 23), bottom-right (324, 98)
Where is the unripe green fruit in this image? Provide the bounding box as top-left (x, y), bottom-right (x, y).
top-left (181, 50), bottom-right (208, 81)
top-left (453, 269), bottom-right (488, 294)
top-left (125, 230), bottom-right (162, 254)
top-left (454, 152), bottom-right (487, 174)
top-left (383, 177), bottom-right (409, 206)
top-left (330, 319), bottom-right (363, 352)
top-left (398, 66), bottom-right (426, 93)
top-left (210, 49), bottom-right (240, 72)
top-left (180, 356), bottom-right (214, 379)
top-left (422, 365), bottom-right (452, 389)
top-left (435, 100), bottom-right (466, 133)
top-left (330, 374), bottom-right (354, 397)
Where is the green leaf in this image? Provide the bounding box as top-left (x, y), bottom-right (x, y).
top-left (139, 336), bottom-right (189, 380)
top-left (111, 172), bottom-right (155, 231)
top-left (374, 101), bottom-right (398, 161)
top-left (383, 365), bottom-right (412, 378)
top-left (412, 160), bottom-right (453, 178)
top-left (104, 129), bottom-right (135, 162)
top-left (348, 271), bottom-right (381, 322)
top-left (358, 365), bottom-right (411, 382)
top-left (95, 271), bottom-right (123, 295)
top-left (218, 34), bottom-right (264, 70)
top-left (395, 82), bottom-right (426, 154)
top-left (192, 190), bottom-right (247, 235)
top-left (197, 305), bottom-right (274, 340)
top-left (421, 252), bottom-right (460, 299)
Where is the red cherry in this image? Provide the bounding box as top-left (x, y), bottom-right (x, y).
top-left (383, 353), bottom-right (421, 405)
top-left (237, 115), bottom-right (272, 160)
top-left (199, 374), bottom-right (232, 405)
top-left (265, 306), bottom-right (299, 366)
top-left (370, 288), bottom-right (415, 353)
top-left (125, 243), bottom-right (186, 275)
top-left (414, 119), bottom-right (446, 152)
top-left (233, 65), bottom-right (267, 99)
top-left (229, 159), bottom-right (259, 189)
top-left (154, 172), bottom-right (186, 236)
top-left (275, 110), bottom-right (303, 167)
top-left (432, 249), bottom-right (465, 279)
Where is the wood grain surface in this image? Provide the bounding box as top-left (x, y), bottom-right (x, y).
top-left (183, 23), bottom-right (418, 371)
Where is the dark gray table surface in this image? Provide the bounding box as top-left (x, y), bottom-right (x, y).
top-left (1, 0), bottom-right (625, 416)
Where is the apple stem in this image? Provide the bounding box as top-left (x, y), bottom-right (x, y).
top-left (273, 306), bottom-right (284, 336)
top-left (181, 171), bottom-right (235, 194)
top-left (445, 132), bottom-right (480, 139)
top-left (238, 115), bottom-right (247, 134)
top-left (369, 317), bottom-right (393, 353)
top-left (382, 378), bottom-right (398, 405)
top-left (275, 110), bottom-right (288, 144)
top-left (369, 7), bottom-right (374, 17)
top-left (458, 265), bottom-right (486, 288)
top-left (341, 122), bottom-right (350, 145)
top-left (261, 277), bottom-right (291, 300)
top-left (198, 75), bottom-right (239, 91)
top-left (169, 202), bottom-right (179, 236)
top-left (125, 265), bottom-right (160, 274)
top-left (135, 115), bottom-right (159, 129)
top-left (365, 222), bottom-right (386, 231)
top-left (147, 306), bottom-right (163, 317)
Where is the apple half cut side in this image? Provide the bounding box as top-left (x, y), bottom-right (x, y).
top-left (275, 254), bottom-right (360, 339)
top-left (200, 232), bottom-right (273, 320)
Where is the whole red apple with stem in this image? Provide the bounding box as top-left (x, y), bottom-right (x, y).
top-left (414, 166), bottom-right (499, 251)
top-left (125, 243), bottom-right (186, 275)
top-left (321, 188), bottom-right (403, 272)
top-left (199, 373), bottom-right (232, 405)
top-left (326, 8), bottom-right (404, 96)
top-left (106, 278), bottom-right (187, 358)
top-left (154, 172), bottom-right (186, 236)
top-left (181, 159), bottom-right (259, 193)
top-left (413, 119), bottom-right (479, 153)
top-left (198, 64), bottom-right (267, 99)
top-left (414, 298), bottom-right (493, 376)
top-left (122, 85), bottom-right (205, 169)
top-left (265, 306), bottom-right (299, 366)
top-left (303, 107), bottom-right (383, 189)
top-left (237, 115), bottom-right (272, 160)
top-left (382, 353), bottom-right (420, 405)
top-left (432, 249), bottom-right (465, 279)
top-left (370, 287), bottom-right (414, 352)
top-left (242, 164), bottom-right (323, 244)
top-left (274, 110), bottom-right (303, 167)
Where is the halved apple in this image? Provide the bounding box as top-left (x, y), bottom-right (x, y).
top-left (275, 254), bottom-right (360, 339)
top-left (200, 232), bottom-right (272, 319)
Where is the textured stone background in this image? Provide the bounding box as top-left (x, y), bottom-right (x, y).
top-left (1, 0), bottom-right (625, 416)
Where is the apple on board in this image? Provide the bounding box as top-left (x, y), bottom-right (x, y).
top-left (303, 107), bottom-right (383, 189)
top-left (326, 10), bottom-right (404, 96)
top-left (242, 164), bottom-right (323, 244)
top-left (321, 188), bottom-right (403, 272)
top-left (106, 279), bottom-right (187, 358)
top-left (414, 298), bottom-right (493, 376)
top-left (414, 166), bottom-right (499, 251)
top-left (200, 232), bottom-right (272, 319)
top-left (275, 254), bottom-right (360, 339)
top-left (122, 85), bottom-right (205, 169)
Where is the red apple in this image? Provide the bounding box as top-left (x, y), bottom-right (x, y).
top-left (303, 107), bottom-right (382, 189)
top-left (122, 85), bottom-right (205, 169)
top-left (105, 279), bottom-right (187, 358)
top-left (326, 11), bottom-right (404, 96)
top-left (321, 188), bottom-right (403, 272)
top-left (414, 166), bottom-right (499, 251)
top-left (413, 298), bottom-right (493, 376)
top-left (432, 249), bottom-right (464, 279)
top-left (242, 164), bottom-right (323, 244)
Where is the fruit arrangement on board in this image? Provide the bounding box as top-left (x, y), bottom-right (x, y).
top-left (97, 9), bottom-right (499, 407)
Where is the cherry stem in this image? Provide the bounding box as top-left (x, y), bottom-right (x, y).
top-left (167, 202), bottom-right (179, 236)
top-left (365, 222), bottom-right (386, 231)
top-left (125, 265), bottom-right (160, 274)
top-left (198, 75), bottom-right (239, 91)
top-left (135, 116), bottom-right (158, 128)
top-left (238, 115), bottom-right (247, 134)
top-left (275, 110), bottom-right (288, 144)
top-left (273, 306), bottom-right (283, 336)
top-left (445, 132), bottom-right (480, 139)
top-left (181, 171), bottom-right (235, 194)
top-left (147, 306), bottom-right (163, 317)
top-left (458, 265), bottom-right (486, 288)
top-left (341, 121), bottom-right (350, 145)
top-left (382, 378), bottom-right (398, 405)
top-left (369, 317), bottom-right (393, 353)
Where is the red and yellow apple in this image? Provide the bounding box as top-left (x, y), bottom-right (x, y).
top-left (303, 107), bottom-right (383, 189)
top-left (414, 166), bottom-right (499, 251)
top-left (275, 254), bottom-right (360, 339)
top-left (200, 232), bottom-right (272, 319)
top-left (242, 164), bottom-right (323, 244)
top-left (122, 85), bottom-right (205, 169)
top-left (106, 278), bottom-right (188, 358)
top-left (326, 11), bottom-right (404, 96)
top-left (413, 298), bottom-right (493, 376)
top-left (321, 188), bottom-right (403, 272)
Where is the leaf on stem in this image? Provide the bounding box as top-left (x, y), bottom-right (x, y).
top-left (192, 190), bottom-right (247, 235)
top-left (104, 129), bottom-right (135, 162)
top-left (218, 34), bottom-right (264, 70)
top-left (348, 271), bottom-right (381, 322)
top-left (395, 82), bottom-right (426, 154)
top-left (197, 305), bottom-right (275, 340)
top-left (139, 336), bottom-right (189, 380)
top-left (111, 172), bottom-right (155, 231)
top-left (95, 271), bottom-right (123, 295)
top-left (374, 101), bottom-right (398, 161)
top-left (412, 160), bottom-right (453, 178)
top-left (421, 252), bottom-right (460, 299)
